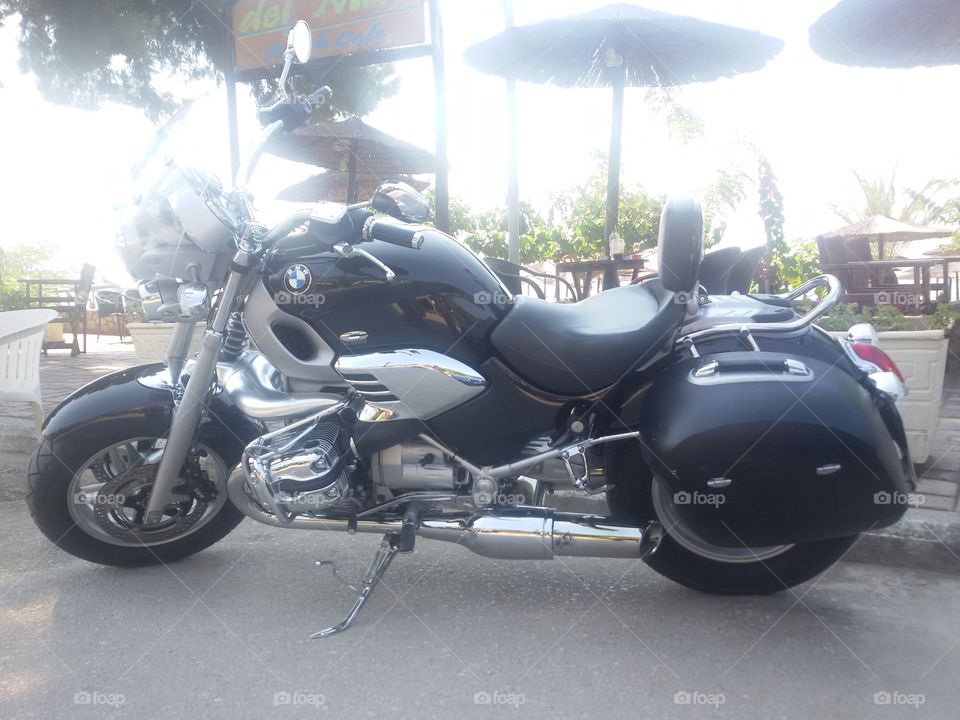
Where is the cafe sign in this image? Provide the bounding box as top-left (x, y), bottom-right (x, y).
top-left (232, 0), bottom-right (427, 73)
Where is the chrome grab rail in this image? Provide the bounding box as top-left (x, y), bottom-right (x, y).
top-left (677, 274), bottom-right (842, 346)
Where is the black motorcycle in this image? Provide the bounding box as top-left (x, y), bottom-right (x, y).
top-left (27, 21), bottom-right (914, 638)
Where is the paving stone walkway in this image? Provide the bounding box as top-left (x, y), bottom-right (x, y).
top-left (915, 368), bottom-right (960, 512)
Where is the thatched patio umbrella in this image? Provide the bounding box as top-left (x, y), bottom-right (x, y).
top-left (464, 4), bottom-right (784, 255)
top-left (831, 215), bottom-right (952, 258)
top-left (266, 116), bottom-right (436, 203)
top-left (809, 0), bottom-right (960, 68)
top-left (277, 171), bottom-right (429, 204)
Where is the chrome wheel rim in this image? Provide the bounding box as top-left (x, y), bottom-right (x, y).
top-left (652, 476), bottom-right (793, 564)
top-left (67, 437), bottom-right (228, 548)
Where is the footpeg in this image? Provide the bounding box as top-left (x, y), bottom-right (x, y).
top-left (311, 533), bottom-right (400, 639)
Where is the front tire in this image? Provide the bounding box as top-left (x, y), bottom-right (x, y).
top-left (606, 441), bottom-right (858, 595)
top-left (26, 414), bottom-right (250, 568)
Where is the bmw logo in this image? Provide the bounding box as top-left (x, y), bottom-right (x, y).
top-left (284, 264), bottom-right (312, 295)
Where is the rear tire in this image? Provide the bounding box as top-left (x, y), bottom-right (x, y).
top-left (606, 441), bottom-right (858, 594)
top-left (26, 414), bottom-right (250, 568)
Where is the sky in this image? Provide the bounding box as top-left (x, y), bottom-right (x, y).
top-left (2, 0), bottom-right (959, 285)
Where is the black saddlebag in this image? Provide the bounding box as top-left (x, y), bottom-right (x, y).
top-left (638, 351), bottom-right (910, 547)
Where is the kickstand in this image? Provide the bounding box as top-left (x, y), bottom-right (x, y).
top-left (310, 533), bottom-right (400, 639)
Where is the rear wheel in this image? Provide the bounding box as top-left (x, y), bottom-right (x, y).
top-left (27, 415), bottom-right (250, 567)
top-left (606, 441), bottom-right (858, 594)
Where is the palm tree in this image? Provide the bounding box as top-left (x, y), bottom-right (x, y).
top-left (832, 170), bottom-right (920, 258)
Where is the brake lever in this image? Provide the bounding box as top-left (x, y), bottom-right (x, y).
top-left (334, 242), bottom-right (396, 282)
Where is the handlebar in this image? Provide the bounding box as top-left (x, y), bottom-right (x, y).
top-left (257, 85), bottom-right (332, 132)
top-left (362, 217), bottom-right (425, 249)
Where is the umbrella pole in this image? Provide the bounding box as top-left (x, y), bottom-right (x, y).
top-left (504, 0), bottom-right (520, 264)
top-left (604, 63), bottom-right (626, 258)
top-left (347, 146), bottom-right (358, 204)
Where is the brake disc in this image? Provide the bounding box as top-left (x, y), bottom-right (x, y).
top-left (91, 465), bottom-right (209, 544)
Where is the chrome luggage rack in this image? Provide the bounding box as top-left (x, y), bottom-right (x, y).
top-left (676, 274), bottom-right (842, 349)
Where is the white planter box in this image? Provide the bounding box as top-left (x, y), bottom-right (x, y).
top-left (875, 330), bottom-right (948, 464)
top-left (127, 322), bottom-right (205, 363)
top-left (829, 329), bottom-right (948, 464)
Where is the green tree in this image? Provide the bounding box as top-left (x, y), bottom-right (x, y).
top-left (702, 168), bottom-right (750, 247)
top-left (550, 155), bottom-right (665, 259)
top-left (758, 154), bottom-right (788, 292)
top-left (0, 1), bottom-right (397, 120)
top-left (446, 197), bottom-right (561, 264)
top-left (0, 243), bottom-right (58, 310)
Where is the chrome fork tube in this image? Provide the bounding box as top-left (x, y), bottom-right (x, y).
top-left (164, 321), bottom-right (196, 387)
top-left (143, 259), bottom-right (250, 524)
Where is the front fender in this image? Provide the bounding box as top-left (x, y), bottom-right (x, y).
top-left (42, 363), bottom-right (262, 447)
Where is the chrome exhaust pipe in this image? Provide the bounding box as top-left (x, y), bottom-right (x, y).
top-left (228, 469), bottom-right (663, 560)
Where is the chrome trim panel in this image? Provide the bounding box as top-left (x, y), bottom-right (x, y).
top-left (687, 358), bottom-right (814, 386)
top-left (336, 349), bottom-right (486, 420)
top-left (138, 351), bottom-right (345, 419)
top-left (243, 279), bottom-right (342, 385)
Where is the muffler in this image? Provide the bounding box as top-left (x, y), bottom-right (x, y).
top-left (228, 469), bottom-right (663, 560)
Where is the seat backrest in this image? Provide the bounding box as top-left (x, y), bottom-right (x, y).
top-left (657, 196), bottom-right (704, 296)
top-left (727, 246), bottom-right (764, 294)
top-left (699, 247), bottom-right (742, 294)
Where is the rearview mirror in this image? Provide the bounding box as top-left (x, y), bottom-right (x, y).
top-left (287, 21), bottom-right (312, 64)
top-left (371, 181), bottom-right (430, 223)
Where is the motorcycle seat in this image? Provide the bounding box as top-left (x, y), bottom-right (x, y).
top-left (491, 196), bottom-right (704, 396)
top-left (491, 278), bottom-right (687, 395)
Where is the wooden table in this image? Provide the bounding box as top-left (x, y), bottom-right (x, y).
top-left (821, 256), bottom-right (960, 307)
top-left (556, 258), bottom-right (646, 301)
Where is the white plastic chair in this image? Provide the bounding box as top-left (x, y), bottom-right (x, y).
top-left (0, 309), bottom-right (58, 432)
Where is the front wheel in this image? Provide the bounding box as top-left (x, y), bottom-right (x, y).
top-left (606, 442), bottom-right (858, 595)
top-left (26, 414), bottom-right (250, 567)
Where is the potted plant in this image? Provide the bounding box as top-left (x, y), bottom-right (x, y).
top-left (817, 303), bottom-right (957, 464)
top-left (126, 302), bottom-right (204, 362)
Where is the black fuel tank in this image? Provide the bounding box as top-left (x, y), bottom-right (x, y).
top-left (264, 223), bottom-right (510, 366)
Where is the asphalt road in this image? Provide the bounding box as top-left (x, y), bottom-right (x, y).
top-left (1, 496), bottom-right (958, 720)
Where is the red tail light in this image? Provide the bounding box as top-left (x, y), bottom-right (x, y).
top-left (850, 342), bottom-right (905, 382)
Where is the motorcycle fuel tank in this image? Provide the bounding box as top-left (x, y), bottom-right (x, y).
top-left (264, 218), bottom-right (510, 368)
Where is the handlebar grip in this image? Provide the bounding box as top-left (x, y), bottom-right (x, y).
top-left (362, 217), bottom-right (425, 249)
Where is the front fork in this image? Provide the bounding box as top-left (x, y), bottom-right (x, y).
top-left (142, 251), bottom-right (255, 524)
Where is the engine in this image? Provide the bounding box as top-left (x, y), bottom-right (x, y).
top-left (243, 414), bottom-right (358, 516)
top-left (369, 442), bottom-right (467, 501)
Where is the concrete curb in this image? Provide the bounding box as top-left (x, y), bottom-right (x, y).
top-left (846, 508), bottom-right (960, 575)
top-left (553, 491), bottom-right (960, 575)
